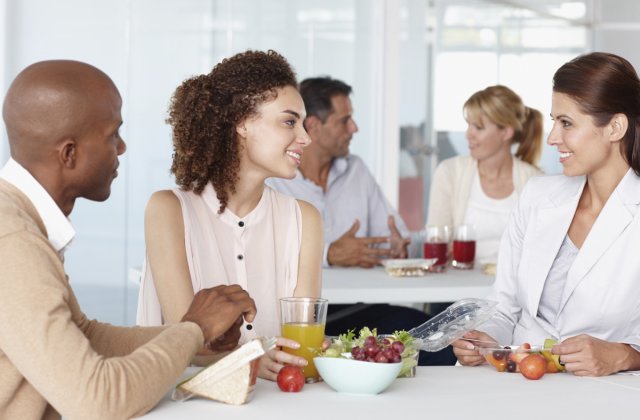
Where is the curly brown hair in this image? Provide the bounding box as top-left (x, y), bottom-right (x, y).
top-left (167, 49), bottom-right (297, 213)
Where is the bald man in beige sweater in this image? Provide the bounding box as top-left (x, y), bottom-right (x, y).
top-left (0, 60), bottom-right (257, 420)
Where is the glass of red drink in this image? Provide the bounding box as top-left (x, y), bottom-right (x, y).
top-left (422, 225), bottom-right (449, 272)
top-left (452, 224), bottom-right (475, 269)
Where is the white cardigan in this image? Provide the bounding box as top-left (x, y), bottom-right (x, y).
top-left (481, 170), bottom-right (640, 348)
top-left (426, 155), bottom-right (542, 228)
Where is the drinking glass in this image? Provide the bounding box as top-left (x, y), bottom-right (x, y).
top-left (422, 225), bottom-right (450, 272)
top-left (280, 297), bottom-right (328, 383)
top-left (452, 224), bottom-right (476, 269)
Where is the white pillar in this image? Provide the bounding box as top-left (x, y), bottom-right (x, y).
top-left (370, 0), bottom-right (400, 208)
top-left (0, 0), bottom-right (8, 163)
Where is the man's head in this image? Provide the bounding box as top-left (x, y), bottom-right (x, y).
top-left (299, 77), bottom-right (358, 159)
top-left (2, 60), bottom-right (126, 215)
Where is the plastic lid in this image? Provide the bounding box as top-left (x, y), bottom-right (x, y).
top-left (408, 298), bottom-right (498, 352)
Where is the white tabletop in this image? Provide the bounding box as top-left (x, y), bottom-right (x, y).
top-left (138, 365), bottom-right (639, 419)
top-left (321, 266), bottom-right (494, 304)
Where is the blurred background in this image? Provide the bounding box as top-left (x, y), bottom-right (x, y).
top-left (1, 0), bottom-right (638, 325)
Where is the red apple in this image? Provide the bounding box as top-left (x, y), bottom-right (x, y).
top-left (520, 354), bottom-right (546, 380)
top-left (277, 365), bottom-right (305, 392)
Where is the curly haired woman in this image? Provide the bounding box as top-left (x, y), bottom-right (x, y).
top-left (136, 50), bottom-right (323, 381)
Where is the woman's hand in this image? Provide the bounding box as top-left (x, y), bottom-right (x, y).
top-left (553, 334), bottom-right (640, 376)
top-left (452, 330), bottom-right (497, 366)
top-left (322, 336), bottom-right (331, 350)
top-left (258, 336), bottom-right (308, 381)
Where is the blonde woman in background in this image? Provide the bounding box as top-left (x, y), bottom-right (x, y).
top-left (427, 85), bottom-right (544, 266)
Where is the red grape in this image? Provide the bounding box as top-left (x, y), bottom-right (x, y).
top-left (374, 353), bottom-right (389, 363)
top-left (365, 345), bottom-right (380, 358)
top-left (347, 335), bottom-right (408, 364)
top-left (391, 341), bottom-right (405, 354)
top-left (364, 336), bottom-right (377, 347)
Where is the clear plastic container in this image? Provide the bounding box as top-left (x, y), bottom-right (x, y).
top-left (408, 298), bottom-right (498, 352)
top-left (478, 346), bottom-right (536, 373)
top-left (478, 345), bottom-right (564, 374)
top-left (381, 258), bottom-right (438, 277)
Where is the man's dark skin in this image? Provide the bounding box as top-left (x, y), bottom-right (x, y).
top-left (2, 59), bottom-right (256, 352)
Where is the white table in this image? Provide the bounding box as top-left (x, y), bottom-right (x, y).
top-left (138, 365), bottom-right (639, 419)
top-left (321, 266), bottom-right (494, 304)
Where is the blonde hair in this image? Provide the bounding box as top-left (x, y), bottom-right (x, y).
top-left (463, 85), bottom-right (543, 166)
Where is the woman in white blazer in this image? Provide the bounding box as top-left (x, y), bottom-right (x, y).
top-left (453, 52), bottom-right (640, 376)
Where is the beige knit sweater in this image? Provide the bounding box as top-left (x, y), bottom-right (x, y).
top-left (0, 179), bottom-right (204, 420)
top-left (426, 155), bottom-right (543, 228)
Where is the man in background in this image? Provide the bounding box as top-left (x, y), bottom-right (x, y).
top-left (0, 60), bottom-right (256, 419)
top-left (268, 77), bottom-right (456, 365)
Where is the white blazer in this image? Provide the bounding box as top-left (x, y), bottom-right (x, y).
top-left (481, 169), bottom-right (640, 348)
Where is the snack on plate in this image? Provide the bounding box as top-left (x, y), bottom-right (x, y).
top-left (173, 338), bottom-right (276, 405)
top-left (382, 258), bottom-right (438, 277)
top-left (481, 263), bottom-right (496, 276)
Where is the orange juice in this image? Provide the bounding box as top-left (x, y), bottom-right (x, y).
top-left (281, 322), bottom-right (325, 379)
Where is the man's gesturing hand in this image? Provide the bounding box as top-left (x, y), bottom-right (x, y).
top-left (181, 285), bottom-right (257, 352)
top-left (387, 215), bottom-right (410, 259)
top-left (327, 219), bottom-right (391, 268)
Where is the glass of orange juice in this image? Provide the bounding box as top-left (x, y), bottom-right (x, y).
top-left (279, 297), bottom-right (328, 383)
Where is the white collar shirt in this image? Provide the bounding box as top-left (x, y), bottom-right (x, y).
top-left (266, 154), bottom-right (408, 266)
top-left (0, 158), bottom-right (75, 257)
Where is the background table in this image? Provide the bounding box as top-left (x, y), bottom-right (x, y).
top-left (137, 365), bottom-right (639, 419)
top-left (321, 266), bottom-right (494, 304)
top-left (129, 266), bottom-right (494, 305)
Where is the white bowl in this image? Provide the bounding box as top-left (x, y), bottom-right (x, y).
top-left (313, 357), bottom-right (401, 395)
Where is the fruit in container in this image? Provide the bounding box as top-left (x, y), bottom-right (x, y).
top-left (484, 351), bottom-right (507, 372)
top-left (545, 359), bottom-right (560, 373)
top-left (481, 338), bottom-right (564, 378)
top-left (541, 338), bottom-right (565, 373)
top-left (519, 354), bottom-right (546, 380)
top-left (508, 350), bottom-right (528, 368)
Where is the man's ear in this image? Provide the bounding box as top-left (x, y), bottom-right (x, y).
top-left (58, 138), bottom-right (77, 169)
top-left (304, 115), bottom-right (320, 133)
top-left (609, 113), bottom-right (628, 143)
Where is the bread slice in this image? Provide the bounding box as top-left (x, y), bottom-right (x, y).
top-left (173, 338), bottom-right (269, 405)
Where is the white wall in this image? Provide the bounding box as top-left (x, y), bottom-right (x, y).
top-left (592, 1), bottom-right (640, 69)
top-left (3, 0), bottom-right (639, 325)
top-left (0, 0), bottom-right (8, 163)
top-left (1, 0), bottom-right (403, 325)
top-left (3, 0), bottom-right (135, 322)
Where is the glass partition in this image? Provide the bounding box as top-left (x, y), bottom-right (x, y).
top-left (398, 0), bottom-right (590, 234)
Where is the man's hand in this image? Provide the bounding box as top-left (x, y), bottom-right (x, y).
top-left (327, 220), bottom-right (392, 268)
top-left (553, 334), bottom-right (640, 376)
top-left (387, 215), bottom-right (410, 258)
top-left (181, 285), bottom-right (257, 353)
